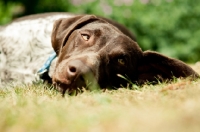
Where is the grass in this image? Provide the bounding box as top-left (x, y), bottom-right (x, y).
top-left (0, 63), bottom-right (200, 132)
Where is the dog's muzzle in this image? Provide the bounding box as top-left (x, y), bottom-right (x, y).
top-left (52, 53), bottom-right (100, 95)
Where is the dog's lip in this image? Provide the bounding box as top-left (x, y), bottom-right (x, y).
top-left (56, 78), bottom-right (71, 85)
top-left (53, 75), bottom-right (86, 94)
top-left (54, 81), bottom-right (74, 94)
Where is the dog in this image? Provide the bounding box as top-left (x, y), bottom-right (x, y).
top-left (0, 12), bottom-right (199, 95)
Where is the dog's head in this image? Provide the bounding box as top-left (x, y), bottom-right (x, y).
top-left (51, 15), bottom-right (199, 95)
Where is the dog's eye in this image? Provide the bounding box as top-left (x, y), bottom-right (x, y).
top-left (118, 58), bottom-right (125, 65)
top-left (81, 34), bottom-right (90, 41)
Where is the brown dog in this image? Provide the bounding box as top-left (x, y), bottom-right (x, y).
top-left (50, 15), bottom-right (199, 95)
top-left (0, 13), bottom-right (199, 95)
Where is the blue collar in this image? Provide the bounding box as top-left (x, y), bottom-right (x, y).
top-left (37, 52), bottom-right (56, 76)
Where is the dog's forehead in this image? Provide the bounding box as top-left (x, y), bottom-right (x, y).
top-left (81, 22), bottom-right (119, 33)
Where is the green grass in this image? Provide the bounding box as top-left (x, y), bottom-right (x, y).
top-left (0, 64), bottom-right (200, 132)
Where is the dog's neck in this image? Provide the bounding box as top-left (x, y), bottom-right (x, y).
top-left (37, 52), bottom-right (57, 82)
top-left (48, 57), bottom-right (57, 78)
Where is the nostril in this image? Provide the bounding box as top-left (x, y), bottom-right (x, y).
top-left (69, 66), bottom-right (76, 73)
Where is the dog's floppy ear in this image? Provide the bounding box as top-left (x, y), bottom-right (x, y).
top-left (51, 15), bottom-right (99, 55)
top-left (137, 51), bottom-right (199, 84)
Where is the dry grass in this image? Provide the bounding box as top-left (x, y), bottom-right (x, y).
top-left (0, 62), bottom-right (200, 132)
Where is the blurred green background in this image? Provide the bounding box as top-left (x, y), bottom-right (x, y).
top-left (0, 0), bottom-right (200, 63)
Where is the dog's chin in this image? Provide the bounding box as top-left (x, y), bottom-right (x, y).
top-left (53, 77), bottom-right (87, 96)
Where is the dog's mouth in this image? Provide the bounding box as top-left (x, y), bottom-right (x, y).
top-left (53, 63), bottom-right (100, 96)
top-left (53, 75), bottom-right (86, 95)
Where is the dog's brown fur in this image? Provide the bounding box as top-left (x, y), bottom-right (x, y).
top-left (50, 15), bottom-right (199, 95)
top-left (0, 13), bottom-right (199, 95)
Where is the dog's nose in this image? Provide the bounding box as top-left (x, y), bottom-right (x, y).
top-left (67, 60), bottom-right (81, 80)
top-left (66, 60), bottom-right (91, 81)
